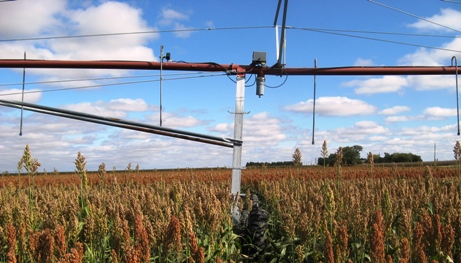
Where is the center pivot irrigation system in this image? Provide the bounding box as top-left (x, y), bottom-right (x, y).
top-left (0, 0), bottom-right (460, 225)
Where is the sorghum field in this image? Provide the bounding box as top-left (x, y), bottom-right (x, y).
top-left (1, 150), bottom-right (461, 262)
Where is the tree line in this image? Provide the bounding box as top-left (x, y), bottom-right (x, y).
top-left (245, 144), bottom-right (423, 168)
top-left (317, 144), bottom-right (422, 167)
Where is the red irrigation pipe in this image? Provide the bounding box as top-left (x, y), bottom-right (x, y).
top-left (0, 59), bottom-right (457, 76)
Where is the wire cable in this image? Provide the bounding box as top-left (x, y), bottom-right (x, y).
top-left (442, 0), bottom-right (461, 4)
top-left (368, 0), bottom-right (461, 34)
top-left (0, 26), bottom-right (273, 42)
top-left (265, 74), bottom-right (288, 88)
top-left (0, 71), bottom-right (219, 87)
top-left (295, 27), bottom-right (461, 53)
top-left (290, 26), bottom-right (461, 39)
top-left (0, 72), bottom-right (228, 97)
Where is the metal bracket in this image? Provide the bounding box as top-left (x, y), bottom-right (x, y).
top-left (228, 110), bottom-right (250, 114)
top-left (230, 167), bottom-right (247, 170)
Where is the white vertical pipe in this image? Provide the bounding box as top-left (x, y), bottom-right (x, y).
top-left (231, 74), bottom-right (245, 225)
top-left (275, 25), bottom-right (279, 61)
top-left (160, 45), bottom-right (164, 126)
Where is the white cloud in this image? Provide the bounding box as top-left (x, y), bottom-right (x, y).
top-left (314, 121), bottom-right (391, 147)
top-left (205, 21), bottom-right (215, 28)
top-left (423, 106), bottom-right (457, 119)
top-left (379, 106), bottom-right (410, 115)
top-left (160, 112), bottom-right (207, 128)
top-left (384, 106), bottom-right (458, 123)
top-left (243, 112), bottom-right (287, 146)
top-left (369, 135), bottom-right (388, 141)
top-left (64, 101), bottom-right (127, 118)
top-left (0, 0), bottom-right (66, 38)
top-left (285, 96), bottom-right (377, 116)
top-left (208, 123), bottom-right (232, 133)
top-left (158, 8), bottom-right (190, 25)
top-left (399, 126), bottom-right (444, 136)
top-left (407, 75), bottom-right (455, 91)
top-left (385, 115), bottom-right (411, 123)
top-left (173, 23), bottom-right (194, 38)
top-left (63, 98), bottom-right (149, 119)
top-left (342, 76), bottom-right (408, 95)
top-left (354, 58), bottom-right (375, 66)
top-left (0, 0), bottom-right (157, 84)
top-left (332, 121), bottom-right (390, 141)
top-left (408, 8), bottom-right (461, 32)
top-left (157, 7), bottom-right (193, 38)
top-left (398, 38), bottom-right (461, 66)
top-left (208, 112), bottom-right (288, 149)
top-left (108, 98), bottom-right (149, 112)
top-left (55, 2), bottom-right (157, 60)
top-left (0, 88), bottom-right (42, 103)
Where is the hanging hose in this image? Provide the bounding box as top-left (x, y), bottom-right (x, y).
top-left (312, 59), bottom-right (317, 144)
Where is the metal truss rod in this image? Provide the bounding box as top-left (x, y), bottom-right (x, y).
top-left (0, 59), bottom-right (458, 76)
top-left (0, 99), bottom-right (240, 148)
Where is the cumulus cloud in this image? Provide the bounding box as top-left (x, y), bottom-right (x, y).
top-left (379, 106), bottom-right (410, 115)
top-left (158, 8), bottom-right (193, 38)
top-left (399, 125), bottom-right (445, 136)
top-left (162, 113), bottom-right (206, 128)
top-left (407, 8), bottom-right (461, 32)
top-left (384, 106), bottom-right (457, 123)
top-left (285, 96), bottom-right (377, 116)
top-left (108, 98), bottom-right (149, 112)
top-left (243, 112), bottom-right (287, 146)
top-left (341, 8), bottom-right (461, 95)
top-left (208, 123), bottom-right (232, 133)
top-left (0, 0), bottom-right (66, 38)
top-left (158, 8), bottom-right (190, 25)
top-left (342, 76), bottom-right (408, 95)
top-left (407, 75), bottom-right (454, 91)
top-left (423, 106), bottom-right (457, 119)
top-left (319, 121), bottom-right (390, 144)
top-left (0, 88), bottom-right (42, 103)
top-left (208, 112), bottom-right (287, 147)
top-left (63, 98), bottom-right (150, 119)
top-left (1, 1), bottom-right (157, 60)
top-left (354, 58), bottom-right (375, 66)
top-left (385, 115), bottom-right (412, 123)
top-left (0, 0), bottom-right (157, 84)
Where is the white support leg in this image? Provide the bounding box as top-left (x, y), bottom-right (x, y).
top-left (231, 74), bottom-right (245, 225)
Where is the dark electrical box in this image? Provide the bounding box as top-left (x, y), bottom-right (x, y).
top-left (252, 51), bottom-right (267, 66)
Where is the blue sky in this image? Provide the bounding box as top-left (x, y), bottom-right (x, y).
top-left (1, 0), bottom-right (461, 172)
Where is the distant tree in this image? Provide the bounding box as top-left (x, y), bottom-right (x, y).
top-left (321, 140), bottom-right (329, 167)
top-left (319, 145), bottom-right (363, 166)
top-left (383, 152), bottom-right (392, 163)
top-left (342, 145), bottom-right (363, 166)
top-left (372, 154), bottom-right (382, 163)
top-left (373, 152), bottom-right (422, 163)
top-left (292, 148), bottom-right (302, 166)
top-left (326, 154), bottom-right (338, 167)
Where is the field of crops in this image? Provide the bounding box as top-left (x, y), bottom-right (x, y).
top-left (1, 154), bottom-right (461, 262)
